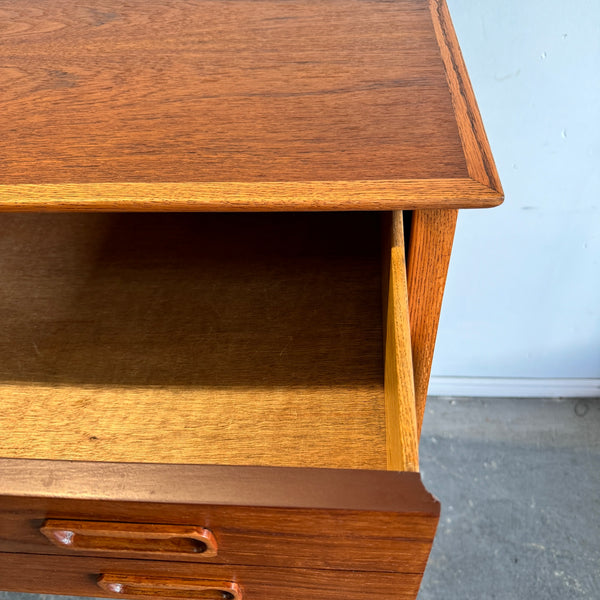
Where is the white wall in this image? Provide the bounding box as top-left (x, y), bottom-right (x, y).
top-left (431, 0), bottom-right (600, 386)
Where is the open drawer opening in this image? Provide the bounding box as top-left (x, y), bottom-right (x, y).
top-left (0, 212), bottom-right (417, 471)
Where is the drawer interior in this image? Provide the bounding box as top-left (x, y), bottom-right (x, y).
top-left (0, 212), bottom-right (415, 470)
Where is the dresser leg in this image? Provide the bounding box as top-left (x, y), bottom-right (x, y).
top-left (407, 208), bottom-right (458, 438)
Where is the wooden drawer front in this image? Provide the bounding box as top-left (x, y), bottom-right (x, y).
top-left (0, 552), bottom-right (425, 600)
top-left (0, 462), bottom-right (438, 574)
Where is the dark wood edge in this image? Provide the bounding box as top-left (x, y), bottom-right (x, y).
top-left (429, 0), bottom-right (504, 202)
top-left (0, 459), bottom-right (439, 516)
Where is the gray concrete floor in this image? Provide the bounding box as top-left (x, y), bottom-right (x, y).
top-left (419, 396), bottom-right (600, 599)
top-left (1, 396), bottom-right (599, 600)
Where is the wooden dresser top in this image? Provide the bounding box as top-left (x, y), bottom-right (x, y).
top-left (0, 0), bottom-right (502, 210)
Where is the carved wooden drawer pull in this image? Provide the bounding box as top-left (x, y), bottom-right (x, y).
top-left (40, 520), bottom-right (217, 559)
top-left (98, 574), bottom-right (241, 600)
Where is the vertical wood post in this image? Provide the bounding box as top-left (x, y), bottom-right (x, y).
top-left (407, 208), bottom-right (458, 437)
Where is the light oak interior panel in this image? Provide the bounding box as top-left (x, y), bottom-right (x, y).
top-left (0, 213), bottom-right (389, 468)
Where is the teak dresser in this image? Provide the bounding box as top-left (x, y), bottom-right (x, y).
top-left (0, 1), bottom-right (502, 599)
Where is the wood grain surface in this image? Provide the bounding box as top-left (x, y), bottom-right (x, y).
top-left (97, 574), bottom-right (242, 600)
top-left (407, 208), bottom-right (457, 435)
top-left (0, 0), bottom-right (502, 210)
top-left (0, 553), bottom-right (426, 600)
top-left (383, 213), bottom-right (419, 471)
top-left (40, 521), bottom-right (219, 560)
top-left (429, 0), bottom-right (503, 195)
top-left (0, 462), bottom-right (439, 572)
top-left (0, 212), bottom-right (387, 468)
